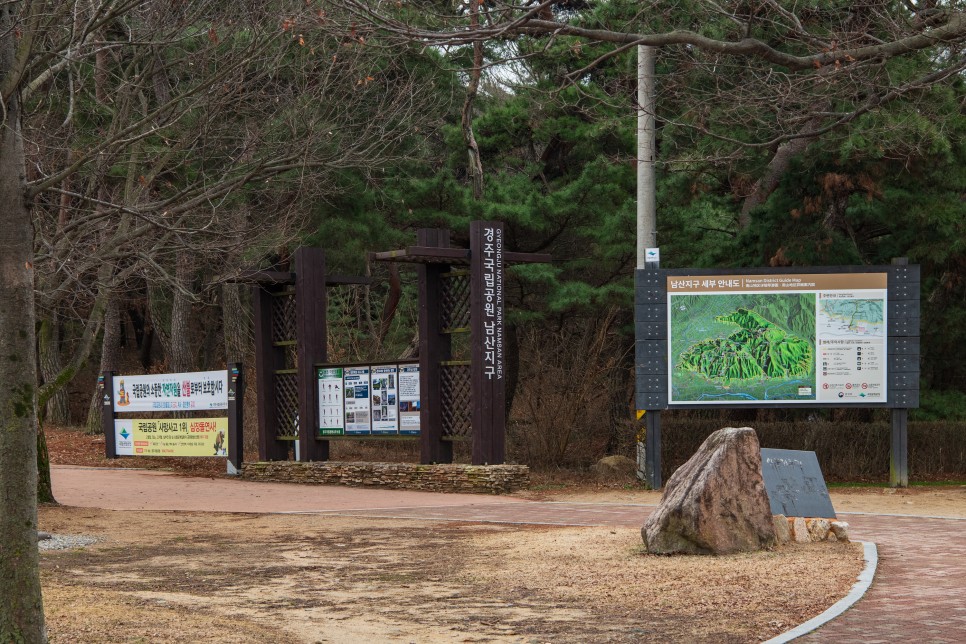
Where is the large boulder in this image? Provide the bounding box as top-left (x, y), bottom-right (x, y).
top-left (641, 427), bottom-right (776, 555)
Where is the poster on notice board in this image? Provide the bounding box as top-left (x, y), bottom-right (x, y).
top-left (398, 363), bottom-right (421, 435)
top-left (343, 366), bottom-right (371, 434)
top-left (317, 367), bottom-right (345, 436)
top-left (370, 365), bottom-right (399, 434)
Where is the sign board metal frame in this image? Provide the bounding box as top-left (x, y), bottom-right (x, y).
top-left (635, 261), bottom-right (920, 488)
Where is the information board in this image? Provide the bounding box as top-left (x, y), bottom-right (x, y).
top-left (667, 273), bottom-right (887, 405)
top-left (114, 418), bottom-right (228, 457)
top-left (316, 362), bottom-right (421, 436)
top-left (343, 366), bottom-right (371, 435)
top-left (113, 370), bottom-right (228, 412)
top-left (398, 364), bottom-right (421, 435)
top-left (760, 448), bottom-right (836, 518)
top-left (370, 365), bottom-right (399, 434)
top-left (317, 367), bottom-right (345, 436)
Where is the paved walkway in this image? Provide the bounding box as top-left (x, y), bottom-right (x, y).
top-left (50, 465), bottom-right (966, 642)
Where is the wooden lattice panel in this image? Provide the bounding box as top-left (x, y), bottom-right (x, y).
top-left (271, 292), bottom-right (297, 344)
top-left (440, 272), bottom-right (471, 331)
top-left (440, 363), bottom-right (472, 438)
top-left (274, 372), bottom-right (300, 438)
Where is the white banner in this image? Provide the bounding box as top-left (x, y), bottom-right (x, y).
top-left (113, 370), bottom-right (229, 412)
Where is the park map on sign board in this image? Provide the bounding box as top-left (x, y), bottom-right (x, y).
top-left (668, 273), bottom-right (887, 405)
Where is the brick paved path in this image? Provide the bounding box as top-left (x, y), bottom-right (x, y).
top-left (799, 513), bottom-right (966, 643)
top-left (51, 466), bottom-right (966, 641)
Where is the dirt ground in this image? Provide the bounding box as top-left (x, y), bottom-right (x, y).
top-left (38, 426), bottom-right (965, 642)
top-left (40, 506), bottom-right (864, 644)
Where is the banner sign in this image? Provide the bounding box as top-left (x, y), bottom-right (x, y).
top-left (398, 364), bottom-right (421, 435)
top-left (113, 370), bottom-right (228, 412)
top-left (318, 367), bottom-right (345, 436)
top-left (343, 366), bottom-right (371, 435)
top-left (316, 362), bottom-right (420, 436)
top-left (668, 273), bottom-right (887, 405)
top-left (114, 418), bottom-right (228, 457)
top-left (370, 365), bottom-right (399, 434)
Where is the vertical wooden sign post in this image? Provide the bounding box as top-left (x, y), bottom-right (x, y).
top-left (295, 247), bottom-right (329, 463)
top-left (470, 221), bottom-right (506, 465)
top-left (417, 228), bottom-right (454, 464)
top-left (252, 278), bottom-right (290, 461)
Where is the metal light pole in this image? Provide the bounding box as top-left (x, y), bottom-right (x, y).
top-left (637, 45), bottom-right (657, 266)
top-left (636, 44), bottom-right (662, 489)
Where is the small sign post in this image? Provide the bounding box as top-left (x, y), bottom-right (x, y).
top-left (105, 366), bottom-right (243, 475)
top-left (760, 448), bottom-right (836, 518)
top-left (101, 371), bottom-right (117, 459)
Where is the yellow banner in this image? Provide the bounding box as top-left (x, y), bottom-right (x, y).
top-left (115, 418), bottom-right (228, 457)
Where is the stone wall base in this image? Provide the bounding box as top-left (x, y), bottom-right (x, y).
top-left (240, 461), bottom-right (530, 494)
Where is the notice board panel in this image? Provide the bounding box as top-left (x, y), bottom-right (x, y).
top-left (636, 265), bottom-right (919, 410)
top-left (317, 361), bottom-right (421, 437)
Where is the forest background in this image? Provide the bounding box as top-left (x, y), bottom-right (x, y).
top-left (3, 1), bottom-right (966, 639)
top-left (19, 1), bottom-right (966, 476)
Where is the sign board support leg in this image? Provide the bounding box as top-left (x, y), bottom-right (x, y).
top-left (644, 409), bottom-right (662, 489)
top-left (227, 363), bottom-right (245, 475)
top-left (101, 370), bottom-right (117, 459)
top-left (890, 408), bottom-right (908, 487)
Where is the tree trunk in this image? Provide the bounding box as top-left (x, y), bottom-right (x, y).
top-left (738, 118), bottom-right (821, 229)
top-left (37, 426), bottom-right (54, 504)
top-left (38, 316), bottom-right (70, 424)
top-left (167, 250), bottom-right (195, 373)
top-left (0, 4), bottom-right (47, 638)
top-left (85, 294), bottom-right (120, 434)
top-left (461, 5), bottom-right (484, 200)
top-left (223, 282), bottom-right (248, 364)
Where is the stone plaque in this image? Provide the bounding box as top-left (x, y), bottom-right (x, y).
top-left (760, 448), bottom-right (836, 518)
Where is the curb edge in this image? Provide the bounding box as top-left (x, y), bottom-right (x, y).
top-left (764, 540), bottom-right (878, 643)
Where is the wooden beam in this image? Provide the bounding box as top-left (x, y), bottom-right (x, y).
top-left (326, 274), bottom-right (371, 286)
top-left (253, 285), bottom-right (288, 461)
top-left (295, 248), bottom-right (329, 462)
top-left (504, 251), bottom-right (552, 264)
top-left (374, 246), bottom-right (471, 264)
top-left (232, 270), bottom-right (296, 285)
top-left (418, 229), bottom-right (454, 464)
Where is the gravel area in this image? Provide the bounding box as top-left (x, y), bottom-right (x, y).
top-left (38, 532), bottom-right (100, 551)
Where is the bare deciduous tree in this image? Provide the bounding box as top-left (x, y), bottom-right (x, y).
top-left (1, 0), bottom-right (447, 637)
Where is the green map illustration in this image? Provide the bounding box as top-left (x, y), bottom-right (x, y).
top-left (670, 293), bottom-right (816, 403)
